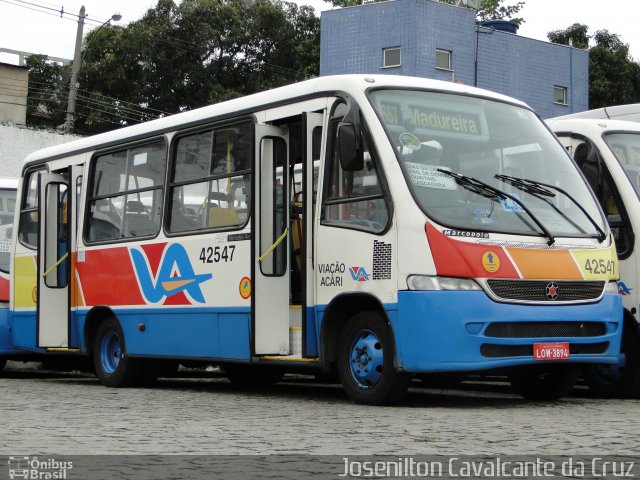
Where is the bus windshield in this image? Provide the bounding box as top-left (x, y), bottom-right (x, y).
top-left (369, 89), bottom-right (606, 239)
top-left (603, 132), bottom-right (640, 197)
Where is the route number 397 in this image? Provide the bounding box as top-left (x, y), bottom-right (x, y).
top-left (584, 258), bottom-right (615, 276)
top-left (200, 245), bottom-right (235, 263)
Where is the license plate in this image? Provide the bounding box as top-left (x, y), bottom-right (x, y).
top-left (533, 342), bottom-right (570, 360)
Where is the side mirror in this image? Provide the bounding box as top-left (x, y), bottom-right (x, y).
top-left (337, 122), bottom-right (363, 171)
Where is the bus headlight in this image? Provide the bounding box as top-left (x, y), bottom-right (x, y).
top-left (407, 275), bottom-right (481, 291)
top-left (604, 281), bottom-right (619, 294)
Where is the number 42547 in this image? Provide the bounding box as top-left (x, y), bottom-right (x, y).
top-left (584, 258), bottom-right (615, 275)
top-left (200, 245), bottom-right (235, 263)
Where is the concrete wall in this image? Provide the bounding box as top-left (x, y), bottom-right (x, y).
top-left (320, 0), bottom-right (589, 118)
top-left (0, 63), bottom-right (29, 125)
top-left (0, 124), bottom-right (80, 178)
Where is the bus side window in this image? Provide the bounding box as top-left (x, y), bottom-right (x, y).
top-left (18, 171), bottom-right (39, 249)
top-left (574, 141), bottom-right (633, 257)
top-left (321, 104), bottom-right (389, 233)
top-left (168, 122), bottom-right (251, 234)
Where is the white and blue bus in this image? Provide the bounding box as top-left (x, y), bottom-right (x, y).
top-left (0, 75), bottom-right (622, 404)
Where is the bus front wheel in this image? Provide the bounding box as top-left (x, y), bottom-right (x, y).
top-left (583, 321), bottom-right (640, 397)
top-left (337, 311), bottom-right (409, 405)
top-left (509, 364), bottom-right (580, 400)
top-left (93, 317), bottom-right (142, 387)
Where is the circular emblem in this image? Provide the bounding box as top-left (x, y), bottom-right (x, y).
top-left (546, 282), bottom-right (559, 300)
top-left (239, 276), bottom-right (251, 299)
top-left (32, 286), bottom-right (38, 303)
top-left (481, 251), bottom-right (500, 273)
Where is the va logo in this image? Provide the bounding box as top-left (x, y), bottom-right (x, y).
top-left (349, 266), bottom-right (370, 282)
top-left (130, 243), bottom-right (212, 304)
top-left (618, 281), bottom-right (632, 296)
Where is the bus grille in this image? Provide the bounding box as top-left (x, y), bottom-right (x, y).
top-left (486, 279), bottom-right (605, 303)
top-left (484, 322), bottom-right (606, 338)
top-left (480, 342), bottom-right (609, 358)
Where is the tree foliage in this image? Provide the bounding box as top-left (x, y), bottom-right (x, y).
top-left (26, 0), bottom-right (320, 135)
top-left (548, 24), bottom-right (640, 109)
top-left (24, 55), bottom-right (69, 129)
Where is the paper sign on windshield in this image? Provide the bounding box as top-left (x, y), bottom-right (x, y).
top-left (405, 163), bottom-right (457, 190)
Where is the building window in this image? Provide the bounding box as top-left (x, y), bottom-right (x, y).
top-left (382, 47), bottom-right (401, 68)
top-left (554, 85), bottom-right (568, 105)
top-left (436, 49), bottom-right (452, 71)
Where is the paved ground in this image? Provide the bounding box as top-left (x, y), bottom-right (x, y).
top-left (1, 361), bottom-right (639, 457)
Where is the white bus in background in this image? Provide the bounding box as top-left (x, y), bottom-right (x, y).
top-left (0, 178), bottom-right (18, 301)
top-left (547, 115), bottom-right (640, 396)
top-left (0, 75), bottom-right (623, 404)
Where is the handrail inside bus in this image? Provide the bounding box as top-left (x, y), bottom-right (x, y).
top-left (258, 227), bottom-right (288, 263)
top-left (42, 252), bottom-right (69, 278)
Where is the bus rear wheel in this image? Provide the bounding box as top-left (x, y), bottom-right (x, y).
top-left (93, 317), bottom-right (142, 387)
top-left (337, 311), bottom-right (409, 405)
top-left (509, 364), bottom-right (580, 400)
top-left (583, 321), bottom-right (640, 398)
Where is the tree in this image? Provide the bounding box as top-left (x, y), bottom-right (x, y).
top-left (24, 55), bottom-right (69, 129)
top-left (53, 0), bottom-right (319, 134)
top-left (326, 0), bottom-right (525, 25)
top-left (548, 25), bottom-right (640, 108)
top-left (547, 23), bottom-right (589, 49)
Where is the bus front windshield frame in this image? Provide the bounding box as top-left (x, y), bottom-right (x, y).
top-left (603, 131), bottom-right (640, 199)
top-left (368, 88), bottom-right (607, 239)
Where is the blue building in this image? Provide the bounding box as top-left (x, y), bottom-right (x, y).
top-left (320, 0), bottom-right (588, 118)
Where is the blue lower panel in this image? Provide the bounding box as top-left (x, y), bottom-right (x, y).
top-left (0, 306), bottom-right (18, 354)
top-left (10, 310), bottom-right (41, 353)
top-left (395, 291), bottom-right (623, 373)
top-left (78, 307), bottom-right (251, 360)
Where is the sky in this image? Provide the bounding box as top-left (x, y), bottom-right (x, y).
top-left (1, 0), bottom-right (640, 64)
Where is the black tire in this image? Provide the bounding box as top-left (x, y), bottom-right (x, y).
top-left (93, 317), bottom-right (142, 387)
top-left (510, 364), bottom-right (580, 400)
top-left (583, 320), bottom-right (640, 398)
top-left (223, 364), bottom-right (285, 387)
top-left (337, 311), bottom-right (409, 405)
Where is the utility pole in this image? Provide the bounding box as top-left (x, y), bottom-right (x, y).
top-left (64, 5), bottom-right (86, 134)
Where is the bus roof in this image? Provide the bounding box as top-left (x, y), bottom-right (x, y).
top-left (0, 178), bottom-right (18, 189)
top-left (551, 104), bottom-right (640, 123)
top-left (23, 74), bottom-right (529, 168)
top-left (546, 117), bottom-right (640, 136)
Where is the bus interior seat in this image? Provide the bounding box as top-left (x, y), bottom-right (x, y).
top-left (123, 200), bottom-right (157, 236)
top-left (206, 192), bottom-right (240, 227)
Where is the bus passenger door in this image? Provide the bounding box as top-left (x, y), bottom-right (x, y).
top-left (37, 173), bottom-right (70, 348)
top-left (253, 125), bottom-right (290, 355)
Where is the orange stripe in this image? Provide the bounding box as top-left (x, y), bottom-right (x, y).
top-left (507, 248), bottom-right (583, 280)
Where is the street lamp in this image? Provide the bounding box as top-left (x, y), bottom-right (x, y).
top-left (64, 7), bottom-right (122, 134)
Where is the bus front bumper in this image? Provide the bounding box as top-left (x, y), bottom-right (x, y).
top-left (394, 290), bottom-right (622, 373)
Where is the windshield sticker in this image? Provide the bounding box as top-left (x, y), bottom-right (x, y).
top-left (481, 251), bottom-right (501, 273)
top-left (500, 194), bottom-right (524, 213)
top-left (405, 163), bottom-right (457, 190)
top-left (443, 229), bottom-right (489, 239)
top-left (399, 133), bottom-right (421, 151)
top-left (474, 208), bottom-right (496, 225)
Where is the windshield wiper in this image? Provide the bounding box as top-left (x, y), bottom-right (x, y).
top-left (495, 174), bottom-right (607, 243)
top-left (437, 169), bottom-right (556, 245)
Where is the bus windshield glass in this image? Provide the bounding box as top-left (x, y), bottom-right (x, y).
top-left (604, 132), bottom-right (640, 197)
top-left (369, 89), bottom-right (606, 238)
